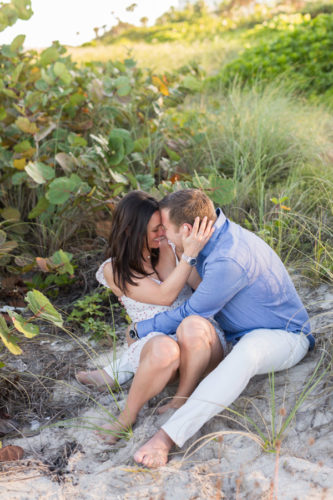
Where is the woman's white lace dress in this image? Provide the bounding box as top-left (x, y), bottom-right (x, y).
top-left (95, 254), bottom-right (192, 384)
top-left (96, 249), bottom-right (227, 385)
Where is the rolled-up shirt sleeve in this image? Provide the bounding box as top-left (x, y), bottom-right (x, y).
top-left (136, 258), bottom-right (248, 338)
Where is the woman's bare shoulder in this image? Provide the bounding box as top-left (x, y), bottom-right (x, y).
top-left (103, 262), bottom-right (122, 297)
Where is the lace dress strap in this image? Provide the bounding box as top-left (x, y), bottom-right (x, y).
top-left (168, 240), bottom-right (179, 264)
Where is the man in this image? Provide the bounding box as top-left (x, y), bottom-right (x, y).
top-left (132, 189), bottom-right (314, 468)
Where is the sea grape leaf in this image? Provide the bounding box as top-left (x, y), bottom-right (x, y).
top-left (107, 129), bottom-right (133, 166)
top-left (14, 140), bottom-right (32, 153)
top-left (12, 0), bottom-right (33, 21)
top-left (152, 75), bottom-right (169, 96)
top-left (46, 174), bottom-right (90, 204)
top-left (11, 312), bottom-right (39, 338)
top-left (25, 161), bottom-right (55, 184)
top-left (107, 136), bottom-right (125, 166)
top-left (11, 171), bottom-right (28, 185)
top-left (134, 137), bottom-right (150, 152)
top-left (15, 117), bottom-right (38, 135)
top-left (39, 46), bottom-right (59, 66)
top-left (114, 76), bottom-right (131, 96)
top-left (55, 152), bottom-right (75, 172)
top-left (207, 176), bottom-right (235, 205)
top-left (25, 290), bottom-right (63, 327)
top-left (10, 34), bottom-right (25, 53)
top-left (136, 174), bottom-right (155, 191)
top-left (0, 315), bottom-right (22, 355)
top-left (0, 107), bottom-right (6, 120)
top-left (182, 75), bottom-right (202, 92)
top-left (28, 196), bottom-right (50, 219)
top-left (53, 62), bottom-right (72, 85)
top-left (51, 249), bottom-right (74, 275)
top-left (1, 207), bottom-right (20, 221)
top-left (13, 158), bottom-right (26, 170)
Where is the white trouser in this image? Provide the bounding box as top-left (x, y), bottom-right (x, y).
top-left (162, 329), bottom-right (310, 448)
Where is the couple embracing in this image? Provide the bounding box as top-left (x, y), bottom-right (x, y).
top-left (78, 189), bottom-right (314, 468)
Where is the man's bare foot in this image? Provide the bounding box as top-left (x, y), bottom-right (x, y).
top-left (133, 429), bottom-right (174, 468)
top-left (76, 369), bottom-right (114, 391)
top-left (157, 397), bottom-right (186, 415)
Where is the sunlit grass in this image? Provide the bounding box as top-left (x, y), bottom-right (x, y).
top-left (67, 37), bottom-right (242, 74)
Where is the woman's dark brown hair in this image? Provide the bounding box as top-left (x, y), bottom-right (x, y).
top-left (106, 191), bottom-right (160, 293)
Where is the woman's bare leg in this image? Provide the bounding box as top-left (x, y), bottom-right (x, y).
top-left (98, 335), bottom-right (180, 444)
top-left (158, 316), bottom-right (224, 414)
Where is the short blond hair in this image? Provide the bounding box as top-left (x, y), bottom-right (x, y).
top-left (160, 189), bottom-right (216, 227)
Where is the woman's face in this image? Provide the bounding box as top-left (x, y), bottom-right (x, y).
top-left (146, 210), bottom-right (165, 249)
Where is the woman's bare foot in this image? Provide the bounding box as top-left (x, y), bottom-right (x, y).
top-left (133, 429), bottom-right (174, 468)
top-left (96, 413), bottom-right (133, 444)
top-left (76, 369), bottom-right (114, 391)
top-left (157, 397), bottom-right (186, 415)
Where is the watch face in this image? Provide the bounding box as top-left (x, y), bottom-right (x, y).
top-left (189, 258), bottom-right (197, 266)
top-left (129, 329), bottom-right (136, 339)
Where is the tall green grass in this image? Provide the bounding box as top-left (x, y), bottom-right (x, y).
top-left (171, 82), bottom-right (333, 279)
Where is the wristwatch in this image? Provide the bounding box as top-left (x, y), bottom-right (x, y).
top-left (129, 322), bottom-right (139, 340)
top-left (181, 253), bottom-right (197, 266)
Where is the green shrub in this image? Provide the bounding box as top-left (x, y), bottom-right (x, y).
top-left (214, 13), bottom-right (333, 97)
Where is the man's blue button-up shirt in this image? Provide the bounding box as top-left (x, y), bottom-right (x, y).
top-left (136, 209), bottom-right (314, 349)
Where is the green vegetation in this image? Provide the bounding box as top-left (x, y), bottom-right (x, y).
top-left (0, 0), bottom-right (332, 353)
top-left (217, 13), bottom-right (333, 98)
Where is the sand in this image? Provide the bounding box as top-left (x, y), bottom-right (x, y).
top-left (0, 282), bottom-right (332, 499)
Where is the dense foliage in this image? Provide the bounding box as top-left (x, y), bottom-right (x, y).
top-left (216, 13), bottom-right (333, 97)
top-left (0, 1), bottom-right (332, 353)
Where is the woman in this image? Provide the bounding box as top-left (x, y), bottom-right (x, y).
top-left (77, 191), bottom-right (226, 443)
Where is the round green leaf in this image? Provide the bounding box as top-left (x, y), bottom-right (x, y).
top-left (51, 249), bottom-right (74, 275)
top-left (25, 161), bottom-right (55, 184)
top-left (14, 140), bottom-right (32, 153)
top-left (12, 171), bottom-right (28, 185)
top-left (39, 46), bottom-right (59, 66)
top-left (46, 174), bottom-right (90, 205)
top-left (53, 61), bottom-right (72, 85)
top-left (107, 136), bottom-right (125, 166)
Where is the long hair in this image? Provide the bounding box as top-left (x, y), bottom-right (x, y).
top-left (106, 191), bottom-right (160, 293)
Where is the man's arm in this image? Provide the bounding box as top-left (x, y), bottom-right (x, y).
top-left (136, 258), bottom-right (248, 338)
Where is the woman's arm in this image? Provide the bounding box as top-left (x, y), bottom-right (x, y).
top-left (187, 267), bottom-right (202, 291)
top-left (115, 217), bottom-right (213, 306)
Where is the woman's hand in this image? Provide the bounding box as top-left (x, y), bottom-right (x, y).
top-left (182, 216), bottom-right (215, 257)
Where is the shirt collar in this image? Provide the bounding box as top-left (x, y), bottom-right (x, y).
top-left (200, 208), bottom-right (226, 258)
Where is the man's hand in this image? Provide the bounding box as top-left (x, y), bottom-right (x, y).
top-left (126, 325), bottom-right (137, 346)
top-left (182, 216), bottom-right (215, 257)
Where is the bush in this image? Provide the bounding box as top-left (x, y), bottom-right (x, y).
top-left (215, 13), bottom-right (333, 97)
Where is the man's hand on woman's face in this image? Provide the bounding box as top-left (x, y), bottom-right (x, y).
top-left (182, 216), bottom-right (215, 257)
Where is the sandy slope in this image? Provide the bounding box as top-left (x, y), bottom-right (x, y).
top-left (1, 283), bottom-right (332, 499)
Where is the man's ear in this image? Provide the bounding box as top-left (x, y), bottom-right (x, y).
top-left (181, 223), bottom-right (193, 234)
